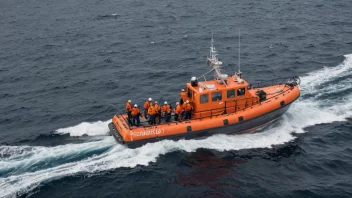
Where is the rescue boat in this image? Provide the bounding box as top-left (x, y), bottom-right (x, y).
top-left (109, 36), bottom-right (301, 148)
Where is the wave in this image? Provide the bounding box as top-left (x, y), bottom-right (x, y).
top-left (55, 120), bottom-right (111, 136)
top-left (300, 54), bottom-right (352, 118)
top-left (1, 55), bottom-right (352, 197)
top-left (0, 138), bottom-right (113, 177)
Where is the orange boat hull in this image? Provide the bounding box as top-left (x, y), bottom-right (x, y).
top-left (109, 84), bottom-right (300, 148)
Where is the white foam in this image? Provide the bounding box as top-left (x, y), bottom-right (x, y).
top-left (1, 55), bottom-right (352, 197)
top-left (55, 120), bottom-right (111, 136)
top-left (285, 101), bottom-right (345, 134)
top-left (0, 130), bottom-right (294, 197)
top-left (0, 138), bottom-right (114, 176)
top-left (0, 114), bottom-right (311, 197)
top-left (300, 54), bottom-right (352, 95)
top-left (299, 54), bottom-right (352, 118)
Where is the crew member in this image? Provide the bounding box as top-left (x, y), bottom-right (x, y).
top-left (148, 103), bottom-right (156, 125)
top-left (185, 100), bottom-right (193, 119)
top-left (126, 100), bottom-right (132, 125)
top-left (154, 101), bottom-right (161, 124)
top-left (174, 102), bottom-right (183, 121)
top-left (162, 101), bottom-right (171, 122)
top-left (182, 100), bottom-right (187, 119)
top-left (131, 104), bottom-right (140, 127)
top-left (144, 98), bottom-right (152, 119)
top-left (180, 89), bottom-right (187, 105)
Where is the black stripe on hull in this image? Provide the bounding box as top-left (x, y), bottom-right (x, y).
top-left (109, 103), bottom-right (292, 148)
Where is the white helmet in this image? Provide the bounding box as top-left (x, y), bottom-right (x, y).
top-left (155, 101), bottom-right (158, 104)
top-left (148, 98), bottom-right (152, 101)
top-left (134, 104), bottom-right (137, 107)
top-left (128, 100), bottom-right (131, 103)
top-left (164, 101), bottom-right (167, 104)
top-left (176, 102), bottom-right (179, 105)
top-left (181, 89), bottom-right (185, 92)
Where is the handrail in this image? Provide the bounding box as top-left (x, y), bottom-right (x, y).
top-left (248, 76), bottom-right (300, 89)
top-left (193, 97), bottom-right (259, 118)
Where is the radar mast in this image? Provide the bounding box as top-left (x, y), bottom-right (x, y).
top-left (206, 31), bottom-right (228, 86)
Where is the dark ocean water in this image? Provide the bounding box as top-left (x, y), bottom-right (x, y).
top-left (1, 0), bottom-right (352, 197)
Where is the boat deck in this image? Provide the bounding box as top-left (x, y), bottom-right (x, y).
top-left (126, 113), bottom-right (185, 129)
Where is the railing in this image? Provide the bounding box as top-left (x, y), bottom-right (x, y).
top-left (248, 76), bottom-right (300, 89)
top-left (197, 97), bottom-right (260, 119)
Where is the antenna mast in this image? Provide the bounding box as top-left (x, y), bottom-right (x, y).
top-left (238, 29), bottom-right (242, 78)
top-left (206, 31), bottom-right (227, 86)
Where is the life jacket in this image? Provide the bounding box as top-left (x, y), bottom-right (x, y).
top-left (162, 104), bottom-right (171, 113)
top-left (126, 102), bottom-right (132, 112)
top-left (131, 107), bottom-right (140, 116)
top-left (185, 103), bottom-right (192, 111)
top-left (182, 103), bottom-right (187, 109)
top-left (175, 104), bottom-right (183, 114)
top-left (144, 101), bottom-right (151, 109)
top-left (154, 104), bottom-right (161, 113)
top-left (148, 106), bottom-right (156, 115)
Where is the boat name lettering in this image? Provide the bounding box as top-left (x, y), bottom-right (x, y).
top-left (133, 129), bottom-right (164, 136)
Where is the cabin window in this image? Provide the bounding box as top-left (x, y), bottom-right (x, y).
top-left (227, 89), bottom-right (235, 98)
top-left (212, 92), bottom-right (222, 101)
top-left (188, 88), bottom-right (192, 99)
top-left (237, 88), bottom-right (245, 96)
top-left (200, 94), bottom-right (208, 104)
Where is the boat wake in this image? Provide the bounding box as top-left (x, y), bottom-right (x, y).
top-left (55, 120), bottom-right (111, 136)
top-left (1, 55), bottom-right (352, 197)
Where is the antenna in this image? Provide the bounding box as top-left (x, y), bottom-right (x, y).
top-left (211, 29), bottom-right (213, 42)
top-left (211, 29), bottom-right (214, 57)
top-left (238, 29), bottom-right (242, 78)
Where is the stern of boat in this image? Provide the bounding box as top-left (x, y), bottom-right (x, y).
top-left (110, 114), bottom-right (132, 145)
